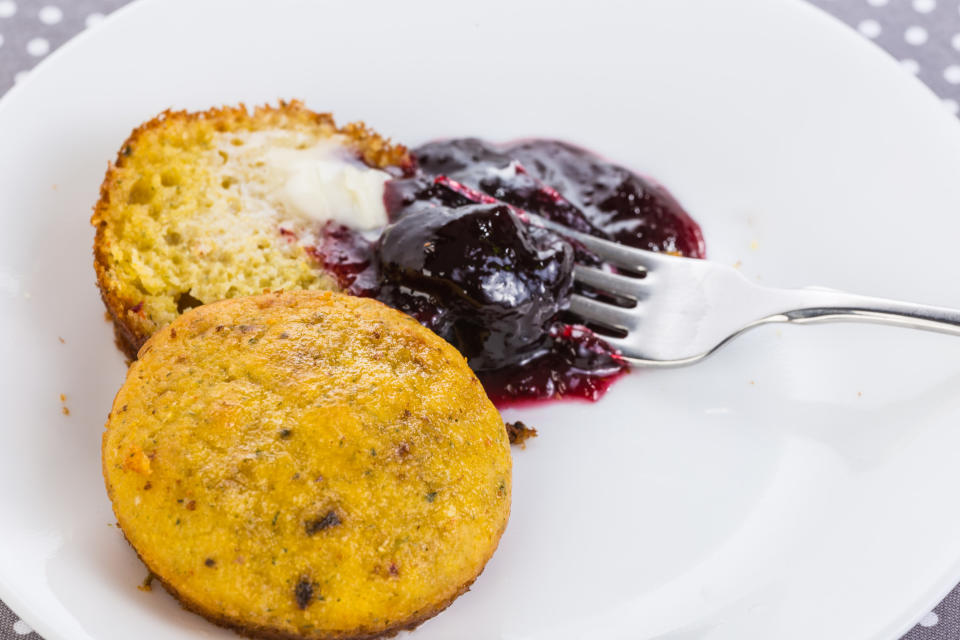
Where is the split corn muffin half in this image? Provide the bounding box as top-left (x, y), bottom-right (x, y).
top-left (91, 101), bottom-right (410, 358)
top-left (102, 290), bottom-right (512, 640)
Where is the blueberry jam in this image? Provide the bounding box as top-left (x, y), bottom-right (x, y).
top-left (389, 138), bottom-right (705, 259)
top-left (315, 138), bottom-right (704, 405)
top-left (308, 222), bottom-right (378, 296)
top-left (377, 202), bottom-right (574, 373)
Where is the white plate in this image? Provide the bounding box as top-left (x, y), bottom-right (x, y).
top-left (2, 0), bottom-right (960, 638)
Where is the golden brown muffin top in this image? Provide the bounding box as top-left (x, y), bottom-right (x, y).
top-left (102, 290), bottom-right (511, 639)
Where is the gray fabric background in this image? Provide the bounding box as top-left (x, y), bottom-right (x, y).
top-left (0, 0), bottom-right (958, 637)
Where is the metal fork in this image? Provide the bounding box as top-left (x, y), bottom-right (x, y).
top-left (528, 215), bottom-right (960, 367)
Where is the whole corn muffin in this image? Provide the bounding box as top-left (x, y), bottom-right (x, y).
top-left (102, 290), bottom-right (512, 639)
top-left (91, 101), bottom-right (410, 358)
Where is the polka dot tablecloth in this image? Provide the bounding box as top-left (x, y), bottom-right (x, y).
top-left (0, 0), bottom-right (959, 638)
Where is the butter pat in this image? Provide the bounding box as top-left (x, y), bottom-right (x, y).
top-left (263, 138), bottom-right (391, 231)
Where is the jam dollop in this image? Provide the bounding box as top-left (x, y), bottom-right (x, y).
top-left (315, 138), bottom-right (704, 405)
top-left (376, 202), bottom-right (573, 373)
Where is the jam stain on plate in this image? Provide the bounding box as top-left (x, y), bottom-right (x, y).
top-left (407, 138), bottom-right (705, 258)
top-left (317, 138), bottom-right (703, 405)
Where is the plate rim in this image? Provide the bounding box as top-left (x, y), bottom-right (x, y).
top-left (0, 0), bottom-right (958, 638)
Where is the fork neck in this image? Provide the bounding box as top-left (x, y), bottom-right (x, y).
top-left (764, 287), bottom-right (960, 336)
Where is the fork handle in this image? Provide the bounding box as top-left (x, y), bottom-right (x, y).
top-left (771, 288), bottom-right (960, 336)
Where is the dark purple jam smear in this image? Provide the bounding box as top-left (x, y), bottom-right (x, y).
top-left (477, 323), bottom-right (630, 406)
top-left (314, 138), bottom-right (704, 406)
top-left (307, 222), bottom-right (378, 296)
top-left (388, 138), bottom-right (705, 258)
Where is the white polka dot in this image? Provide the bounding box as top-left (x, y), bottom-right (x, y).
top-left (858, 19), bottom-right (882, 38)
top-left (38, 5), bottom-right (61, 24)
top-left (945, 65), bottom-right (960, 84)
top-left (900, 58), bottom-right (920, 74)
top-left (13, 70), bottom-right (28, 83)
top-left (919, 611), bottom-right (940, 627)
top-left (12, 619), bottom-right (33, 635)
top-left (0, 33), bottom-right (4, 48)
top-left (943, 99), bottom-right (958, 115)
top-left (913, 0), bottom-right (936, 12)
top-left (26, 37), bottom-right (49, 57)
top-left (85, 12), bottom-right (104, 28)
top-left (0, 0), bottom-right (15, 18)
top-left (867, 0), bottom-right (889, 6)
top-left (905, 25), bottom-right (929, 45)
top-left (952, 33), bottom-right (960, 51)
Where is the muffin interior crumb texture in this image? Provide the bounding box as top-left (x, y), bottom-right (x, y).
top-left (92, 101), bottom-right (409, 353)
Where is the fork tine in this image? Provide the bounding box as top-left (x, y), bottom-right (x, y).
top-left (567, 294), bottom-right (639, 332)
top-left (573, 265), bottom-right (648, 301)
top-left (587, 332), bottom-right (631, 354)
top-left (525, 213), bottom-right (668, 271)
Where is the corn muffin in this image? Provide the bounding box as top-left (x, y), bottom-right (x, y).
top-left (92, 101), bottom-right (410, 358)
top-left (102, 290), bottom-right (512, 639)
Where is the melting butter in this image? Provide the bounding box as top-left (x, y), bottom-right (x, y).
top-left (263, 138), bottom-right (391, 231)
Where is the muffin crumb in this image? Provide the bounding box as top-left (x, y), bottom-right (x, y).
top-left (138, 574), bottom-right (154, 592)
top-left (505, 421), bottom-right (538, 447)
